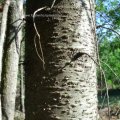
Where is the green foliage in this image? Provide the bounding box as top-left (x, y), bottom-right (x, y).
top-left (0, 0), bottom-right (4, 4)
top-left (99, 38), bottom-right (120, 88)
top-left (96, 0), bottom-right (120, 36)
top-left (96, 0), bottom-right (120, 88)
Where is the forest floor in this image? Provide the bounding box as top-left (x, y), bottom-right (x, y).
top-left (98, 89), bottom-right (120, 120)
top-left (99, 106), bottom-right (120, 120)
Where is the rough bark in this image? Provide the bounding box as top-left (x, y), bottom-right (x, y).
top-left (1, 0), bottom-right (23, 120)
top-left (26, 0), bottom-right (98, 119)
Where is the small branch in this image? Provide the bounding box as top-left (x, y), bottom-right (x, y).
top-left (10, 18), bottom-right (24, 25)
top-left (96, 24), bottom-right (107, 28)
top-left (97, 26), bottom-right (120, 37)
top-left (96, 12), bottom-right (111, 24)
top-left (101, 93), bottom-right (107, 108)
top-left (50, 0), bottom-right (56, 9)
top-left (33, 1), bottom-right (57, 70)
top-left (6, 20), bottom-right (25, 49)
top-left (101, 69), bottom-right (111, 120)
top-left (60, 52), bottom-right (111, 119)
top-left (100, 60), bottom-right (119, 80)
top-left (34, 35), bottom-right (45, 66)
top-left (96, 23), bottom-right (114, 28)
top-left (33, 7), bottom-right (46, 70)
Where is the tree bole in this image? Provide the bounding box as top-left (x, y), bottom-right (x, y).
top-left (25, 0), bottom-right (98, 119)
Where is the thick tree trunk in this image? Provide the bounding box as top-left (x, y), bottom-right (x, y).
top-left (1, 0), bottom-right (23, 120)
top-left (26, 0), bottom-right (98, 119)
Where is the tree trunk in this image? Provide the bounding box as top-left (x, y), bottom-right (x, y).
top-left (19, 38), bottom-right (25, 113)
top-left (1, 0), bottom-right (23, 120)
top-left (0, 1), bottom-right (11, 119)
top-left (25, 0), bottom-right (98, 119)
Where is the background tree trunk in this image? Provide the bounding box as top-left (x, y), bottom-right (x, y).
top-left (1, 0), bottom-right (23, 119)
top-left (25, 0), bottom-right (98, 119)
top-left (19, 37), bottom-right (25, 113)
top-left (0, 1), bottom-right (11, 119)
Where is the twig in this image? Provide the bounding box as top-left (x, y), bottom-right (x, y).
top-left (15, 20), bottom-right (25, 54)
top-left (96, 23), bottom-right (114, 29)
top-left (33, 1), bottom-right (57, 70)
top-left (96, 12), bottom-right (111, 25)
top-left (34, 34), bottom-right (45, 69)
top-left (100, 68), bottom-right (110, 120)
top-left (10, 18), bottom-right (24, 25)
top-left (60, 52), bottom-right (111, 119)
top-left (96, 36), bottom-right (110, 118)
top-left (100, 60), bottom-right (119, 80)
top-left (50, 0), bottom-right (56, 9)
top-left (33, 7), bottom-right (46, 70)
top-left (98, 56), bottom-right (120, 120)
top-left (97, 26), bottom-right (120, 38)
top-left (7, 20), bottom-right (25, 49)
top-left (101, 93), bottom-right (107, 108)
top-left (96, 43), bottom-right (111, 119)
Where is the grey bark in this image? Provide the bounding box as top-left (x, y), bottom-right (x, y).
top-left (1, 0), bottom-right (23, 120)
top-left (0, 0), bottom-right (10, 82)
top-left (19, 39), bottom-right (25, 113)
top-left (0, 1), bottom-right (11, 119)
top-left (26, 0), bottom-right (98, 119)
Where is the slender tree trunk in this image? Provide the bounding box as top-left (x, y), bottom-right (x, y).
top-left (26, 0), bottom-right (98, 119)
top-left (1, 0), bottom-right (23, 120)
top-left (0, 0), bottom-right (10, 82)
top-left (19, 39), bottom-right (25, 113)
top-left (0, 1), bottom-right (11, 119)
